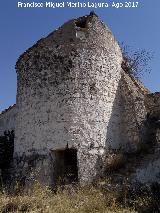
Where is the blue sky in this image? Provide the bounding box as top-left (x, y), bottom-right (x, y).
top-left (0, 0), bottom-right (160, 111)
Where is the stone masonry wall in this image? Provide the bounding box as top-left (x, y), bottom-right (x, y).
top-left (0, 105), bottom-right (17, 135)
top-left (145, 92), bottom-right (160, 117)
top-left (134, 92), bottom-right (160, 184)
top-left (15, 13), bottom-right (123, 184)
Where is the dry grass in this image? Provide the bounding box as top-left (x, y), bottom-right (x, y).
top-left (0, 182), bottom-right (135, 213)
top-left (1, 179), bottom-right (159, 213)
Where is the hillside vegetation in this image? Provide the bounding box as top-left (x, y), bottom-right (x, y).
top-left (0, 180), bottom-right (159, 213)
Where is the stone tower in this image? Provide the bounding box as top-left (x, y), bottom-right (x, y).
top-left (15, 13), bottom-right (123, 185)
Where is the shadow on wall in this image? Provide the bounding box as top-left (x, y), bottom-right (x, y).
top-left (105, 77), bottom-right (125, 152)
top-left (105, 73), bottom-right (147, 155)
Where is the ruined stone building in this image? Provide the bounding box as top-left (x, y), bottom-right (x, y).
top-left (0, 12), bottom-right (160, 187)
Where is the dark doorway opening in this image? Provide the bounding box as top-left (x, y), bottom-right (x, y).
top-left (53, 148), bottom-right (78, 185)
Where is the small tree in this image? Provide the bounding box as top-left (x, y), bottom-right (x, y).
top-left (120, 43), bottom-right (153, 79)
